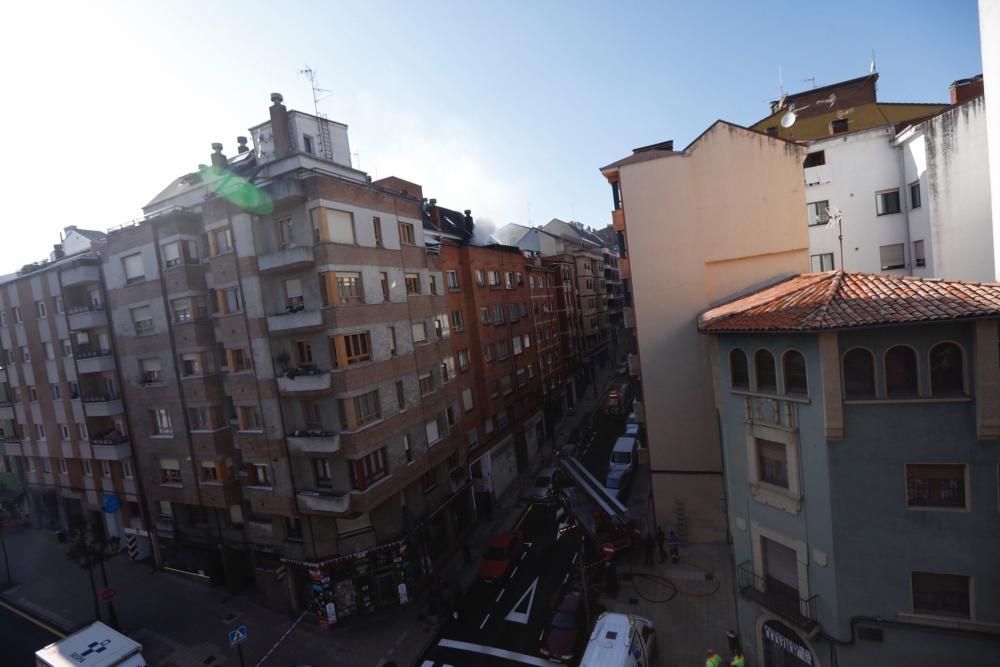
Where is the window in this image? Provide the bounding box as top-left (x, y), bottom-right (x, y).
top-left (447, 270), bottom-right (459, 290)
top-left (396, 381), bottom-right (405, 410)
top-left (516, 368), bottom-right (527, 386)
top-left (911, 572), bottom-right (970, 618)
top-left (28, 386), bottom-right (37, 402)
top-left (373, 216), bottom-right (383, 247)
top-left (251, 463), bottom-right (271, 486)
top-left (238, 405), bottom-right (262, 431)
top-left (783, 351), bottom-right (807, 395)
top-left (319, 271), bottom-right (363, 305)
top-left (351, 447), bottom-right (388, 490)
top-left (479, 307), bottom-right (491, 324)
top-left (484, 343), bottom-right (495, 362)
top-left (843, 348), bottom-right (876, 399)
top-left (158, 500), bottom-right (173, 517)
top-left (509, 303), bottom-right (519, 321)
top-left (36, 300), bottom-right (47, 318)
top-left (475, 269), bottom-right (486, 287)
top-left (172, 296), bottom-right (207, 322)
top-left (51, 383), bottom-right (61, 400)
top-left (730, 349), bottom-right (749, 389)
top-left (806, 201), bottom-right (829, 226)
top-left (876, 189), bottom-right (902, 216)
top-left (159, 458), bottom-right (181, 484)
top-left (829, 118), bottom-right (849, 134)
top-left (914, 240), bottom-right (926, 268)
top-left (122, 253), bottom-right (145, 283)
top-left (512, 336), bottom-right (523, 355)
top-left (209, 227), bottom-right (233, 255)
top-left (803, 151), bottom-right (825, 168)
top-left (756, 438), bottom-right (788, 488)
top-left (523, 334), bottom-right (530, 349)
top-left (303, 134), bottom-right (314, 153)
top-left (284, 278), bottom-right (304, 310)
top-left (425, 418), bottom-right (441, 444)
top-left (488, 271), bottom-right (501, 288)
top-left (462, 388), bottom-right (474, 412)
top-left (398, 221), bottom-right (415, 245)
top-left (457, 349), bottom-right (469, 372)
top-left (302, 399), bottom-right (321, 427)
top-left (754, 350), bottom-right (777, 392)
top-left (150, 408), bottom-right (173, 435)
top-left (380, 272), bottom-right (390, 302)
top-left (13, 306), bottom-right (22, 323)
top-left (0, 311), bottom-right (5, 327)
top-left (20, 346), bottom-right (29, 363)
top-left (162, 241), bottom-right (182, 267)
top-left (43, 342), bottom-right (54, 360)
top-left (101, 460), bottom-right (112, 478)
top-left (313, 458), bottom-right (332, 487)
top-left (311, 208), bottom-right (356, 244)
top-left (421, 470), bottom-right (437, 493)
top-left (189, 407), bottom-right (220, 430)
top-left (131, 306), bottom-right (153, 335)
top-left (930, 342), bottom-right (964, 396)
top-left (501, 375), bottom-right (513, 394)
top-left (340, 390), bottom-right (381, 429)
top-left (910, 181), bottom-right (921, 209)
top-left (412, 322), bottom-right (427, 344)
top-left (429, 275), bottom-right (438, 295)
top-left (885, 345), bottom-right (918, 398)
top-left (123, 459), bottom-right (134, 479)
top-left (180, 352), bottom-right (204, 377)
top-left (389, 326), bottom-right (397, 355)
top-left (879, 243), bottom-right (905, 271)
top-left (403, 433), bottom-right (412, 462)
top-left (906, 464), bottom-right (966, 509)
top-left (452, 309), bottom-right (464, 332)
top-left (504, 272), bottom-right (514, 289)
top-left (277, 218), bottom-right (294, 249)
top-left (227, 348), bottom-right (252, 372)
top-left (467, 427), bottom-right (479, 448)
top-left (77, 423), bottom-right (87, 439)
top-left (419, 373), bottom-right (434, 395)
top-left (35, 424), bottom-right (46, 440)
top-left (60, 425), bottom-right (70, 440)
top-left (810, 253), bottom-right (835, 272)
top-left (330, 332), bottom-right (371, 366)
top-left (493, 304), bottom-right (504, 323)
top-left (405, 273), bottom-right (421, 295)
top-left (497, 340), bottom-right (509, 360)
top-left (440, 356), bottom-right (453, 382)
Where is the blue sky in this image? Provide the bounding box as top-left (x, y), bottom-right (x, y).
top-left (0, 0), bottom-right (982, 271)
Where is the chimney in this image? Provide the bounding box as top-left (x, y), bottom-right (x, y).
top-left (51, 244), bottom-right (65, 260)
top-left (236, 136), bottom-right (249, 154)
top-left (950, 75), bottom-right (984, 104)
top-left (210, 143), bottom-right (227, 168)
top-left (429, 198), bottom-right (437, 208)
top-left (269, 92), bottom-right (294, 158)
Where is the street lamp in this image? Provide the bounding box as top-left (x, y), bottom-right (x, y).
top-left (66, 525), bottom-right (120, 630)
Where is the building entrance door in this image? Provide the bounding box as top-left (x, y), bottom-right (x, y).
top-left (761, 620), bottom-right (815, 667)
top-left (762, 537), bottom-right (800, 618)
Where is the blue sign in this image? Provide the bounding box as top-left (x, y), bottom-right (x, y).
top-left (102, 494), bottom-right (121, 514)
top-left (228, 625), bottom-right (247, 648)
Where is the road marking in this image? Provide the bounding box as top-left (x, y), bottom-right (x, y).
top-left (572, 552), bottom-right (579, 564)
top-left (519, 552), bottom-right (527, 561)
top-left (496, 588), bottom-right (506, 602)
top-left (480, 613), bottom-right (491, 629)
top-left (539, 629), bottom-right (545, 641)
top-left (504, 576), bottom-right (539, 624)
top-left (562, 573), bottom-right (569, 585)
top-left (421, 661), bottom-right (435, 667)
top-left (524, 541), bottom-right (534, 548)
top-left (438, 638), bottom-right (557, 667)
top-left (514, 505), bottom-right (533, 531)
top-left (510, 565), bottom-right (519, 579)
top-left (395, 630), bottom-right (409, 646)
top-left (0, 598), bottom-right (65, 638)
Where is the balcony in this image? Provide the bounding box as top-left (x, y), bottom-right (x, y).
top-left (245, 519), bottom-right (276, 541)
top-left (67, 304), bottom-right (107, 331)
top-left (804, 164), bottom-right (831, 187)
top-left (258, 245), bottom-right (315, 273)
top-left (266, 308), bottom-right (323, 333)
top-left (82, 395), bottom-right (124, 417)
top-left (737, 561), bottom-right (819, 633)
top-left (91, 436), bottom-right (131, 461)
top-left (76, 349), bottom-right (116, 374)
top-left (276, 369), bottom-right (332, 394)
top-left (3, 438), bottom-right (22, 456)
top-left (61, 263), bottom-right (101, 287)
top-left (154, 515), bottom-right (177, 538)
top-left (611, 208), bottom-right (625, 232)
top-left (623, 306), bottom-right (635, 329)
top-left (0, 403), bottom-right (13, 420)
top-left (619, 257), bottom-right (630, 280)
top-left (287, 431), bottom-right (340, 455)
top-left (743, 396), bottom-right (798, 430)
top-left (297, 489), bottom-right (351, 515)
top-left (628, 353), bottom-right (640, 377)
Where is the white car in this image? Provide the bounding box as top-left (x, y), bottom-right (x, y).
top-left (624, 412), bottom-right (640, 436)
top-left (580, 612), bottom-right (656, 667)
top-left (533, 467), bottom-right (556, 501)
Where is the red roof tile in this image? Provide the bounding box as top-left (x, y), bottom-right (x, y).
top-left (698, 271), bottom-right (1000, 333)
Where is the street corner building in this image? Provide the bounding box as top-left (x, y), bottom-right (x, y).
top-left (699, 270), bottom-right (1000, 666)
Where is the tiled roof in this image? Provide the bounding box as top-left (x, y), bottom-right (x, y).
top-left (698, 271), bottom-right (1000, 333)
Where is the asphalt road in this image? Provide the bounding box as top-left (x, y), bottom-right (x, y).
top-left (420, 391), bottom-right (633, 667)
top-left (0, 600), bottom-right (62, 665)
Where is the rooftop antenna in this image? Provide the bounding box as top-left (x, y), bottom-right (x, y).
top-left (299, 65), bottom-right (334, 160)
top-left (804, 75), bottom-right (816, 89)
top-left (870, 49), bottom-right (877, 74)
top-left (351, 152), bottom-right (361, 169)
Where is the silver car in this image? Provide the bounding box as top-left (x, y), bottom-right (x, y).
top-left (533, 467), bottom-right (556, 501)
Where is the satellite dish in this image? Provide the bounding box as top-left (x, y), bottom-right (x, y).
top-left (780, 109), bottom-right (797, 128)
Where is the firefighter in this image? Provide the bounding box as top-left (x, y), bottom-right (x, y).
top-left (706, 649), bottom-right (723, 667)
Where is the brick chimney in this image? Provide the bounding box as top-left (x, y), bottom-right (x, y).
top-left (236, 136), bottom-right (249, 154)
top-left (210, 143), bottom-right (227, 168)
top-left (269, 92), bottom-right (293, 158)
top-left (950, 75), bottom-right (984, 104)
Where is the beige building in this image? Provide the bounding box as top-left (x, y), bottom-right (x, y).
top-left (600, 122), bottom-right (809, 541)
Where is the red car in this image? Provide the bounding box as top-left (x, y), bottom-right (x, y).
top-left (478, 530), bottom-right (524, 581)
top-left (538, 590), bottom-right (586, 663)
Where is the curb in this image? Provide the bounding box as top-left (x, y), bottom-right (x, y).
top-left (0, 593), bottom-right (75, 637)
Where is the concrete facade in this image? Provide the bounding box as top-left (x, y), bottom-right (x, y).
top-left (601, 121), bottom-right (809, 542)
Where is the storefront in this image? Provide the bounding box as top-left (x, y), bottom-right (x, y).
top-left (760, 619), bottom-right (818, 667)
top-left (283, 537), bottom-right (410, 628)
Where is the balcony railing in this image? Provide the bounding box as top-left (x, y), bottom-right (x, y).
top-left (76, 348), bottom-right (113, 359)
top-left (287, 430), bottom-right (340, 455)
top-left (737, 561), bottom-right (819, 632)
top-left (67, 303), bottom-right (105, 315)
top-left (276, 368), bottom-right (332, 394)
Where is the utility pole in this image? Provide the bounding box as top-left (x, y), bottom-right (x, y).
top-left (93, 534), bottom-right (120, 630)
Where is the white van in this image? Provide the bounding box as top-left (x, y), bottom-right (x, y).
top-left (36, 621), bottom-right (146, 667)
top-left (580, 612), bottom-right (656, 667)
top-left (608, 436), bottom-right (638, 475)
top-left (625, 411), bottom-right (640, 436)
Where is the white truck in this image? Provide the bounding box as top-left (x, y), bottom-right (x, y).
top-left (35, 622), bottom-right (146, 667)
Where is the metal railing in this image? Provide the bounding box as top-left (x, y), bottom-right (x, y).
top-left (67, 303), bottom-right (105, 315)
top-left (737, 561), bottom-right (819, 631)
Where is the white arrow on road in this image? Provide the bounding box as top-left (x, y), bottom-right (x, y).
top-left (504, 576), bottom-right (539, 624)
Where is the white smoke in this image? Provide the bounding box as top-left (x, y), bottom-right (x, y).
top-left (472, 216), bottom-right (497, 246)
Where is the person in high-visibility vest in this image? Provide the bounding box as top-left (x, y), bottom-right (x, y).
top-left (731, 649), bottom-right (745, 667)
top-left (706, 649), bottom-right (723, 667)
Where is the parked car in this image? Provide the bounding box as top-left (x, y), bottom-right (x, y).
top-left (539, 590), bottom-right (587, 663)
top-left (533, 467), bottom-right (556, 501)
top-left (579, 612), bottom-right (656, 667)
top-left (624, 411), bottom-right (640, 436)
top-left (608, 436), bottom-right (639, 476)
top-left (616, 361), bottom-right (629, 376)
top-left (478, 530), bottom-right (525, 581)
top-left (604, 467), bottom-right (633, 502)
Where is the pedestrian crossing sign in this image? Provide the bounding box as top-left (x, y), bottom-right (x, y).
top-left (228, 625), bottom-right (247, 647)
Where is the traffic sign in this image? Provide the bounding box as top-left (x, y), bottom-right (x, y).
top-left (102, 494), bottom-right (121, 514)
top-left (601, 543), bottom-right (616, 561)
top-left (100, 587), bottom-right (117, 602)
top-left (228, 625), bottom-right (247, 648)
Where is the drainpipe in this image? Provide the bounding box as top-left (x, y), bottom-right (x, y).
top-left (895, 129), bottom-right (915, 275)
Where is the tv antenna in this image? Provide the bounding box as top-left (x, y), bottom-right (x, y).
top-left (804, 75), bottom-right (816, 89)
top-left (299, 66), bottom-right (334, 160)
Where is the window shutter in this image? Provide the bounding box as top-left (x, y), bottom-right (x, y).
top-left (311, 208), bottom-right (330, 242)
top-left (326, 209), bottom-right (355, 244)
top-left (123, 254), bottom-right (144, 279)
top-left (425, 419), bottom-right (440, 445)
top-left (162, 243), bottom-right (180, 264)
top-left (160, 458), bottom-right (180, 470)
top-left (285, 278), bottom-right (303, 299)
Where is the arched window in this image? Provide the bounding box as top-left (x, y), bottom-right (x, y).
top-left (885, 345), bottom-right (919, 398)
top-left (930, 342), bottom-right (965, 396)
top-left (844, 348), bottom-right (876, 399)
top-left (730, 349), bottom-right (749, 389)
top-left (783, 350), bottom-right (808, 395)
top-left (755, 349), bottom-right (777, 392)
